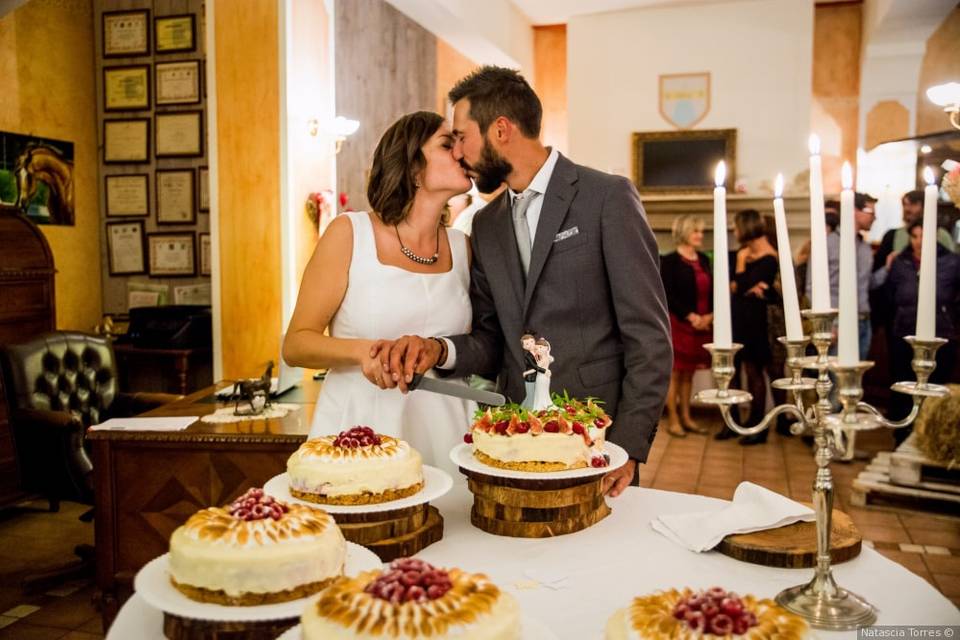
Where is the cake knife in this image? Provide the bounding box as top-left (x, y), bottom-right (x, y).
top-left (408, 373), bottom-right (506, 406)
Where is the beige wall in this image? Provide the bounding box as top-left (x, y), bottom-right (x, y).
top-left (533, 25), bottom-right (567, 155)
top-left (0, 0), bottom-right (102, 332)
top-left (436, 39), bottom-right (478, 116)
top-left (214, 0), bottom-right (281, 378)
top-left (916, 6), bottom-right (960, 136)
top-left (811, 1), bottom-right (861, 192)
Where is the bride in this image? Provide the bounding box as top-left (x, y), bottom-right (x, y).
top-left (282, 111), bottom-right (475, 474)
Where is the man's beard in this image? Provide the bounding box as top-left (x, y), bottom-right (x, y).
top-left (466, 141), bottom-right (512, 193)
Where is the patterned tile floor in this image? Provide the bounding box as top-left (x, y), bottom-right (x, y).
top-left (0, 412), bottom-right (957, 637)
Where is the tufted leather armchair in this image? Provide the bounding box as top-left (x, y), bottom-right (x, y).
top-left (0, 332), bottom-right (180, 509)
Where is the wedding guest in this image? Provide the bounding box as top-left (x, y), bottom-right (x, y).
top-left (873, 190), bottom-right (956, 274)
top-left (716, 209), bottom-right (779, 445)
top-left (660, 215), bottom-right (712, 437)
top-left (871, 221), bottom-right (960, 441)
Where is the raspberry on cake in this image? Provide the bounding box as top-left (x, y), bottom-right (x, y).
top-left (469, 393), bottom-right (612, 471)
top-left (301, 557), bottom-right (522, 639)
top-left (167, 488), bottom-right (346, 605)
top-left (605, 587), bottom-right (808, 639)
top-left (287, 427), bottom-right (424, 505)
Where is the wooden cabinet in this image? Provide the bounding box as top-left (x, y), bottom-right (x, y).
top-left (0, 212), bottom-right (56, 508)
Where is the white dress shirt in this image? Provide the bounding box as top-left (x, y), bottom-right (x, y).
top-left (439, 147), bottom-right (560, 369)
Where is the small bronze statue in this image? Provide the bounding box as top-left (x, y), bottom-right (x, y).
top-left (231, 361), bottom-right (274, 416)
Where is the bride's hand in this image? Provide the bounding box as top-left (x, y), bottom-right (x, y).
top-left (365, 340), bottom-right (396, 389)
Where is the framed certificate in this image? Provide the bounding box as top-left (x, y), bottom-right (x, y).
top-left (105, 174), bottom-right (149, 217)
top-left (148, 232), bottom-right (196, 277)
top-left (155, 111), bottom-right (203, 158)
top-left (156, 60), bottom-right (201, 105)
top-left (174, 283), bottom-right (211, 305)
top-left (156, 169), bottom-right (196, 225)
top-left (104, 118), bottom-right (150, 163)
top-left (107, 221), bottom-right (146, 275)
top-left (103, 10), bottom-right (150, 58)
top-left (199, 232), bottom-right (211, 275)
top-left (154, 14), bottom-right (196, 54)
top-left (198, 166), bottom-right (210, 211)
top-left (104, 65), bottom-right (150, 112)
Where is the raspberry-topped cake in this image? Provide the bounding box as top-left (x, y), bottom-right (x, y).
top-left (605, 587), bottom-right (808, 639)
top-left (468, 394), bottom-right (613, 471)
top-left (167, 488), bottom-right (346, 605)
top-left (287, 426), bottom-right (424, 505)
top-left (301, 557), bottom-right (521, 639)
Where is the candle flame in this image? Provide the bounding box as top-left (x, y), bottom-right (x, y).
top-left (808, 134), bottom-right (820, 156)
top-left (923, 166), bottom-right (936, 186)
top-left (774, 173), bottom-right (784, 198)
top-left (841, 162), bottom-right (853, 190)
top-left (714, 161), bottom-right (726, 187)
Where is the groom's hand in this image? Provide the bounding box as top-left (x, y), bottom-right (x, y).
top-left (601, 459), bottom-right (636, 498)
top-left (380, 335), bottom-right (442, 393)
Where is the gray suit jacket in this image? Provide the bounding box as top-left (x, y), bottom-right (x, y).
top-left (446, 154), bottom-right (671, 463)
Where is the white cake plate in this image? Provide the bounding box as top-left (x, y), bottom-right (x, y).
top-left (264, 465), bottom-right (453, 514)
top-left (133, 542), bottom-right (381, 622)
top-left (276, 614), bottom-right (558, 639)
top-left (449, 441), bottom-right (629, 481)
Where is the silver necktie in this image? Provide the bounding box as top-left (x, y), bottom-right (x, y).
top-left (512, 191), bottom-right (534, 274)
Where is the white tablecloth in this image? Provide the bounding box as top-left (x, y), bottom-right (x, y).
top-left (108, 483), bottom-right (960, 639)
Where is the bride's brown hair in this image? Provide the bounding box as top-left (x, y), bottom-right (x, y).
top-left (367, 111), bottom-right (446, 226)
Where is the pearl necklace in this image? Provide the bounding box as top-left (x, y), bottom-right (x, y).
top-left (395, 224), bottom-right (440, 265)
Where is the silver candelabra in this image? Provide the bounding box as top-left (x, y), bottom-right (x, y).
top-left (694, 309), bottom-right (949, 630)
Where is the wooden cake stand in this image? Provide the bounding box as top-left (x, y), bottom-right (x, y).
top-left (332, 503), bottom-right (443, 562)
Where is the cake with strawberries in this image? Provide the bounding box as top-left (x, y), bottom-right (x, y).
top-left (468, 394), bottom-right (613, 471)
top-left (301, 557), bottom-right (521, 639)
top-left (605, 587), bottom-right (808, 639)
top-left (167, 488), bottom-right (346, 605)
top-left (287, 426), bottom-right (424, 505)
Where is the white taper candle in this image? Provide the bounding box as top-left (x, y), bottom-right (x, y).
top-left (838, 162), bottom-right (858, 365)
top-left (808, 135), bottom-right (831, 311)
top-left (713, 161), bottom-right (732, 348)
top-left (917, 167), bottom-right (939, 340)
top-left (773, 174), bottom-right (802, 340)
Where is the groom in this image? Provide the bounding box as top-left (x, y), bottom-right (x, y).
top-left (376, 66), bottom-right (671, 497)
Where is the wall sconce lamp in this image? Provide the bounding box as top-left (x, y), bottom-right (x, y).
top-left (926, 82), bottom-right (960, 130)
top-left (307, 116), bottom-right (360, 153)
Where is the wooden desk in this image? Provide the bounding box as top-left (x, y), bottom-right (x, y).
top-left (89, 379), bottom-right (319, 629)
top-left (113, 344), bottom-right (213, 395)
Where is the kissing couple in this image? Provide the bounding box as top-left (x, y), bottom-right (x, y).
top-left (284, 65), bottom-right (672, 496)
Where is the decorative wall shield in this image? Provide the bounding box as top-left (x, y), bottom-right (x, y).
top-left (659, 73), bottom-right (711, 130)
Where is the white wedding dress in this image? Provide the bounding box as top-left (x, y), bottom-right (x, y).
top-left (310, 212), bottom-right (475, 475)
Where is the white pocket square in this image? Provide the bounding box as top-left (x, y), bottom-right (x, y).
top-left (554, 226), bottom-right (579, 242)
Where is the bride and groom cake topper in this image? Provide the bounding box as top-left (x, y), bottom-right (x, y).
top-left (521, 333), bottom-right (554, 411)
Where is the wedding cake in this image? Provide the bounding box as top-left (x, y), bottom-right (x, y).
top-left (287, 427), bottom-right (424, 504)
top-left (167, 488), bottom-right (346, 605)
top-left (605, 587), bottom-right (808, 639)
top-left (301, 557), bottom-right (521, 639)
top-left (467, 394), bottom-right (612, 471)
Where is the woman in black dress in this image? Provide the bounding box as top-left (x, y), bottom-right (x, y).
top-left (715, 209), bottom-right (780, 445)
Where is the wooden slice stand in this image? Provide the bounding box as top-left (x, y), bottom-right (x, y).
top-left (462, 466), bottom-right (611, 538)
top-left (716, 507), bottom-right (861, 568)
top-left (163, 614), bottom-right (296, 640)
top-left (332, 503), bottom-right (444, 561)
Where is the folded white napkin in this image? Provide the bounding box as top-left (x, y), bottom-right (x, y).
top-left (89, 417), bottom-right (196, 432)
top-left (650, 482), bottom-right (815, 552)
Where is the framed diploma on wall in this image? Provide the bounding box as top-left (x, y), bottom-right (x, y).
top-left (155, 111), bottom-right (203, 158)
top-left (198, 166), bottom-right (209, 212)
top-left (103, 10), bottom-right (150, 58)
top-left (107, 221), bottom-right (147, 275)
top-left (199, 232), bottom-right (211, 276)
top-left (104, 118), bottom-right (150, 164)
top-left (155, 60), bottom-right (201, 106)
top-left (104, 65), bottom-right (151, 112)
top-left (147, 232), bottom-right (196, 277)
top-left (156, 169), bottom-right (196, 225)
top-left (154, 14), bottom-right (196, 54)
top-left (105, 174), bottom-right (149, 217)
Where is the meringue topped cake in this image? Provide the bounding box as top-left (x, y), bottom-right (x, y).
top-left (287, 427), bottom-right (424, 505)
top-left (301, 557), bottom-right (521, 639)
top-left (468, 394), bottom-right (613, 472)
top-left (168, 488), bottom-right (346, 605)
top-left (605, 587), bottom-right (808, 639)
